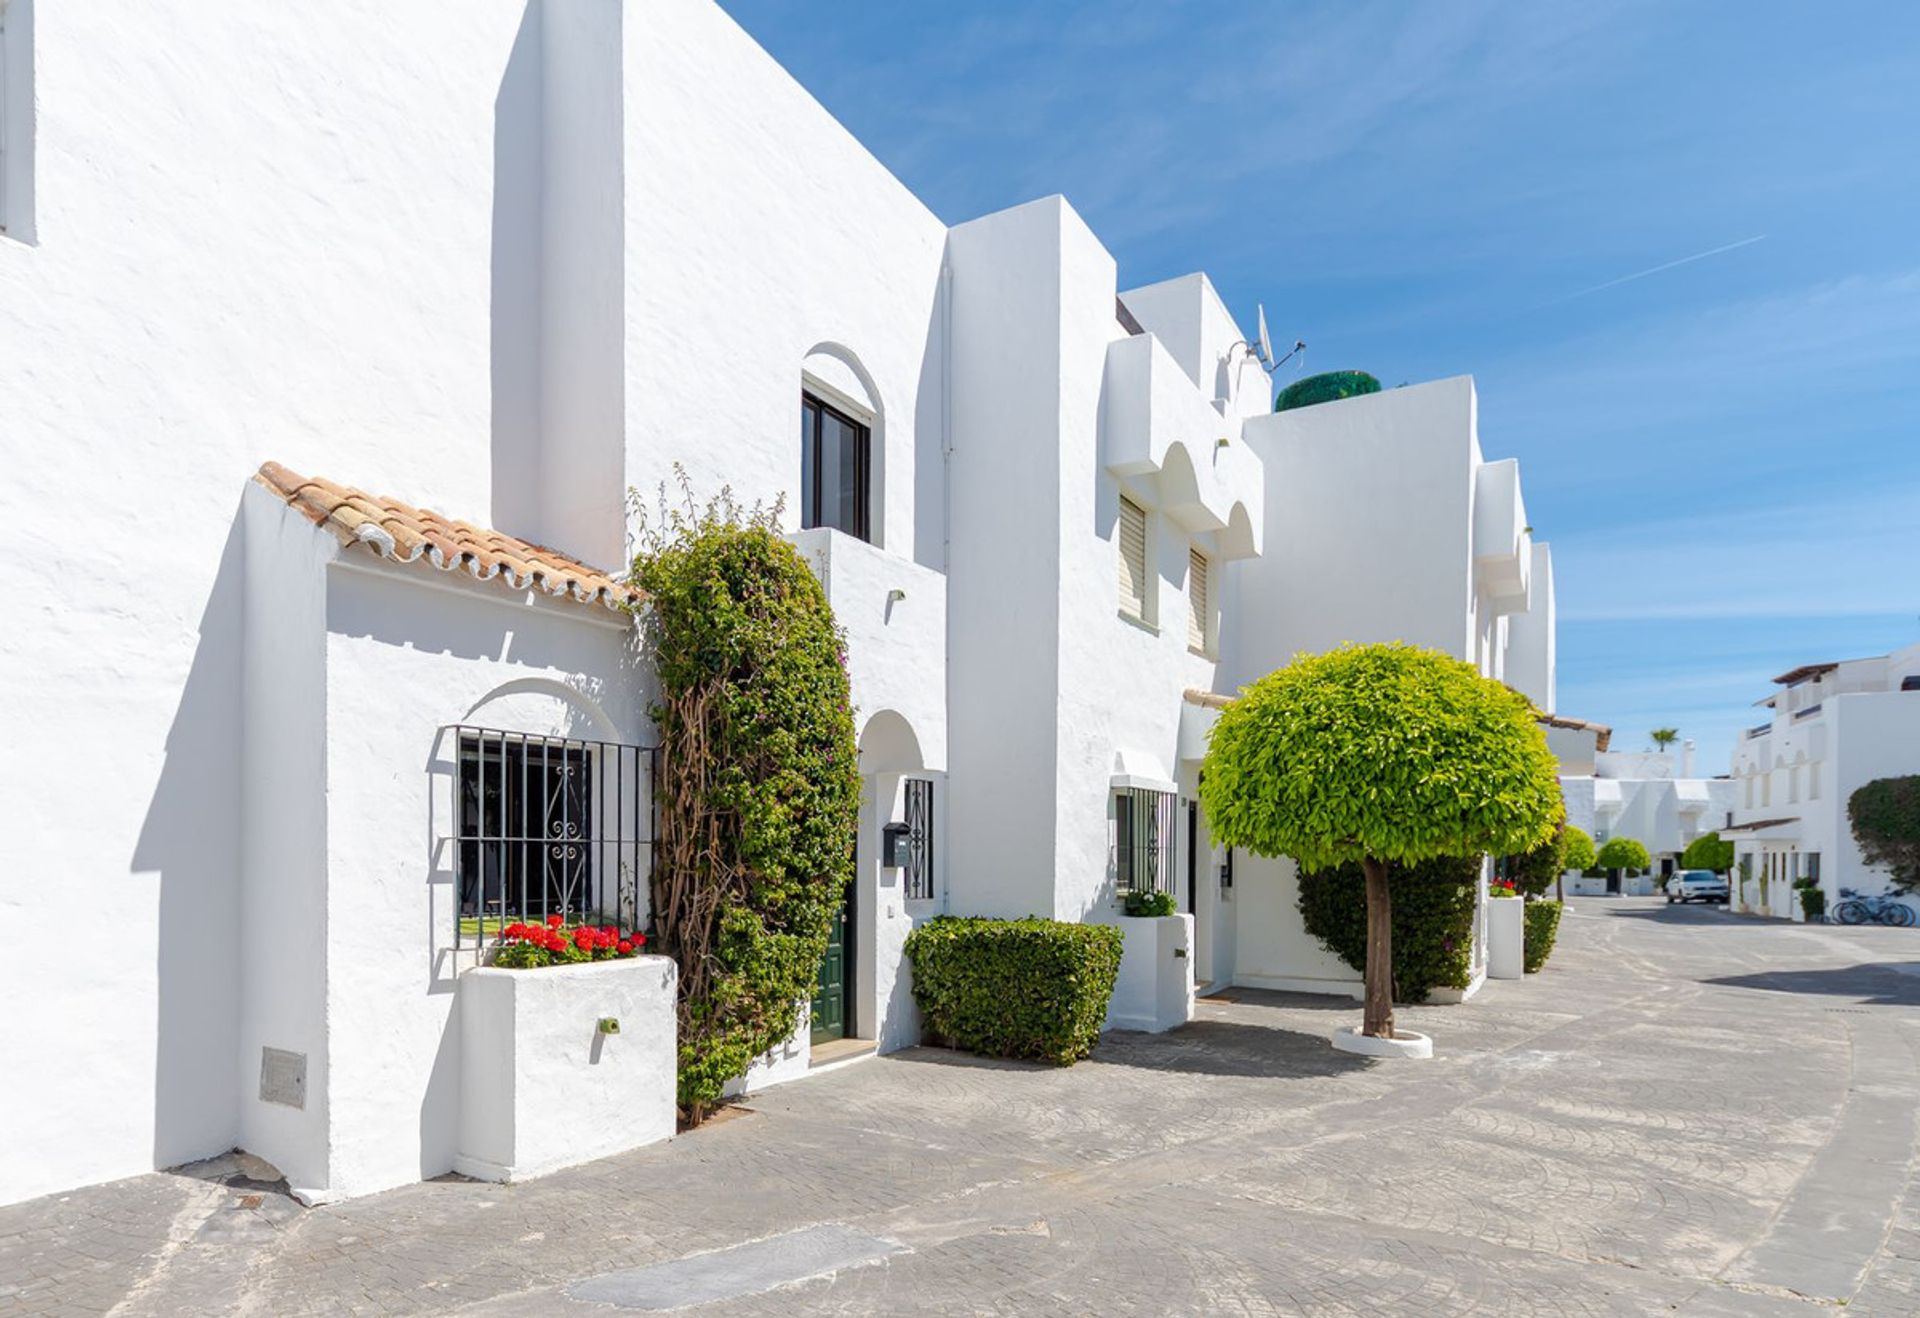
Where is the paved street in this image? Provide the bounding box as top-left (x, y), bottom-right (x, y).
top-left (6, 898), bottom-right (1920, 1316)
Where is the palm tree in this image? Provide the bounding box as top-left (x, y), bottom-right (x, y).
top-left (1650, 727), bottom-right (1679, 752)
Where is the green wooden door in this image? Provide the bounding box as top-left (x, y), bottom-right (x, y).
top-left (810, 897), bottom-right (850, 1043)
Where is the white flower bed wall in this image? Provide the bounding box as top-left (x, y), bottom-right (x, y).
top-left (456, 956), bottom-right (677, 1183)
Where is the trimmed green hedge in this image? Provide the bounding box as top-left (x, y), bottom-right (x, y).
top-left (1523, 900), bottom-right (1563, 973)
top-left (905, 917), bottom-right (1123, 1065)
top-left (1274, 370), bottom-right (1382, 413)
top-left (1296, 855), bottom-right (1478, 1002)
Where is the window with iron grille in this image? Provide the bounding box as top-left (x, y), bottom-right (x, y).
top-left (1113, 786), bottom-right (1175, 895)
top-left (451, 726), bottom-right (655, 951)
top-left (902, 777), bottom-right (934, 901)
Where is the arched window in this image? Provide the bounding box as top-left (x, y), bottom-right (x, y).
top-left (800, 390), bottom-right (871, 542)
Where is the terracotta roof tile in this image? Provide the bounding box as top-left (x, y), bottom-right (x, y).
top-left (253, 461), bottom-right (639, 612)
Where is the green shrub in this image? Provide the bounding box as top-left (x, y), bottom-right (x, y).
top-left (1523, 900), bottom-right (1563, 973)
top-left (1793, 877), bottom-right (1827, 922)
top-left (631, 482), bottom-right (862, 1121)
top-left (905, 917), bottom-right (1123, 1065)
top-left (1562, 827), bottom-right (1596, 874)
top-left (1274, 370), bottom-right (1382, 413)
top-left (1849, 776), bottom-right (1920, 894)
top-left (1123, 890), bottom-right (1176, 917)
top-left (1503, 825), bottom-right (1568, 899)
top-left (1295, 855), bottom-right (1480, 1002)
top-left (1680, 832), bottom-right (1735, 873)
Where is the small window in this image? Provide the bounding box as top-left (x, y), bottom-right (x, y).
top-left (902, 777), bottom-right (934, 901)
top-left (1117, 495), bottom-right (1149, 623)
top-left (1187, 546), bottom-right (1211, 655)
top-left (801, 392), bottom-right (871, 542)
top-left (1113, 786), bottom-right (1174, 895)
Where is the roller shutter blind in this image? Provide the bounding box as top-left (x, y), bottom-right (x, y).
top-left (1187, 547), bottom-right (1208, 652)
top-left (1118, 496), bottom-right (1148, 620)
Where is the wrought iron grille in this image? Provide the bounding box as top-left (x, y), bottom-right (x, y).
top-left (449, 726), bottom-right (656, 953)
top-left (1113, 787), bottom-right (1176, 896)
top-left (902, 777), bottom-right (934, 900)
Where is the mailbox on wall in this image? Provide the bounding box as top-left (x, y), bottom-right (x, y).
top-left (881, 821), bottom-right (911, 868)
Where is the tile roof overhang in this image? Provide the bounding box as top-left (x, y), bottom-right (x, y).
top-left (1721, 816), bottom-right (1800, 833)
top-left (253, 461), bottom-right (639, 612)
top-left (1772, 662), bottom-right (1838, 686)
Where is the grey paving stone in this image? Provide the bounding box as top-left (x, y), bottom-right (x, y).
top-left (5, 898), bottom-right (1920, 1316)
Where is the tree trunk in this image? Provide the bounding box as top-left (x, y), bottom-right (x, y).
top-left (1361, 856), bottom-right (1394, 1038)
top-left (1556, 870), bottom-right (1564, 902)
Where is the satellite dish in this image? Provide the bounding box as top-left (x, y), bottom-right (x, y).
top-left (1256, 304), bottom-right (1273, 369)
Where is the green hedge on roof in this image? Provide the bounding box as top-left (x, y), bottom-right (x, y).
top-left (1274, 370), bottom-right (1382, 413)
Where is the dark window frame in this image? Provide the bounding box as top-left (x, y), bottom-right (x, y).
top-left (801, 390), bottom-right (872, 543)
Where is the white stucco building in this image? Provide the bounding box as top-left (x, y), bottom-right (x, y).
top-left (1, 0), bottom-right (1561, 1207)
top-left (1723, 645), bottom-right (1920, 919)
top-left (1548, 733), bottom-right (1737, 897)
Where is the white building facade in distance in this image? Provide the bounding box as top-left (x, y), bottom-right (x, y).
top-left (1724, 645), bottom-right (1920, 919)
top-left (1552, 735), bottom-right (1737, 897)
top-left (0, 0), bottom-right (1558, 1207)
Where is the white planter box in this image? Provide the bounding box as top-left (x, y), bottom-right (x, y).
top-left (1487, 898), bottom-right (1524, 980)
top-left (1105, 913), bottom-right (1194, 1033)
top-left (456, 955), bottom-right (678, 1183)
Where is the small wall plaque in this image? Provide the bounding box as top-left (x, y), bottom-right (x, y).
top-left (260, 1047), bottom-right (308, 1109)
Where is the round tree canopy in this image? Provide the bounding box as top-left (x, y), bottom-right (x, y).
top-left (1595, 837), bottom-right (1651, 872)
top-left (1562, 825), bottom-right (1597, 873)
top-left (1274, 370), bottom-right (1382, 413)
top-left (1679, 831), bottom-right (1735, 873)
top-left (1199, 642), bottom-right (1563, 872)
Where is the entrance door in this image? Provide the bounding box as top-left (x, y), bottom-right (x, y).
top-left (810, 897), bottom-right (850, 1043)
top-left (811, 829), bottom-right (856, 1046)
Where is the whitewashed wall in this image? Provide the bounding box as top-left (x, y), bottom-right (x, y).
top-left (0, 1), bottom-right (525, 1207)
top-left (313, 558), bottom-right (647, 1202)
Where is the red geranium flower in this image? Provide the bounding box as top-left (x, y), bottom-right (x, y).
top-left (546, 913), bottom-right (565, 927)
top-left (617, 940), bottom-right (633, 953)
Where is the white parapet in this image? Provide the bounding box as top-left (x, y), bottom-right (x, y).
top-left (1105, 913), bottom-right (1196, 1034)
top-left (1487, 898), bottom-right (1525, 980)
top-left (456, 956), bottom-right (678, 1183)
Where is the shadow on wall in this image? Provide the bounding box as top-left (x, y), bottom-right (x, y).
top-left (490, 0), bottom-right (544, 539)
top-left (133, 509), bottom-right (245, 1171)
top-left (912, 259), bottom-right (948, 571)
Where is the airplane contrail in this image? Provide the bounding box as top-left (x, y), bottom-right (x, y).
top-left (1549, 234), bottom-right (1767, 305)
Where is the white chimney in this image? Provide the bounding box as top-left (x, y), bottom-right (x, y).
top-left (1681, 739), bottom-right (1697, 778)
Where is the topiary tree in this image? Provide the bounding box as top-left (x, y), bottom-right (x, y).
top-left (1650, 728), bottom-right (1679, 752)
top-left (630, 481), bottom-right (862, 1123)
top-left (1200, 643), bottom-right (1562, 1040)
top-left (1274, 370), bottom-right (1382, 413)
top-left (1560, 826), bottom-right (1596, 900)
top-left (1595, 837), bottom-right (1651, 877)
top-left (1504, 824), bottom-right (1568, 899)
top-left (1680, 831), bottom-right (1735, 874)
top-left (1849, 776), bottom-right (1920, 894)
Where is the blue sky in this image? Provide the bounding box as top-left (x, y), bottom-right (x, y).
top-left (719, 1), bottom-right (1920, 771)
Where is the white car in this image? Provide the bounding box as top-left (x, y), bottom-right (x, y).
top-left (1667, 870), bottom-right (1729, 904)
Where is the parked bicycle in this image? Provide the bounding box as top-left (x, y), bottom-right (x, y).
top-left (1831, 888), bottom-right (1918, 927)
